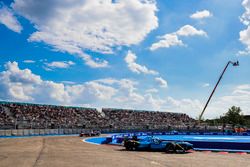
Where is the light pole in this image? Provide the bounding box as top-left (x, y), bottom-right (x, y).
top-left (198, 61), bottom-right (239, 123)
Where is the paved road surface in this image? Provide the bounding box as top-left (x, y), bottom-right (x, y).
top-left (0, 136), bottom-right (250, 167)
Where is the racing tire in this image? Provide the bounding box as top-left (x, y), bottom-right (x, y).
top-left (125, 146), bottom-right (130, 151)
top-left (131, 145), bottom-right (137, 151)
top-left (175, 144), bottom-right (186, 153)
top-left (147, 145), bottom-right (151, 151)
top-left (125, 143), bottom-right (136, 151)
top-left (165, 142), bottom-right (176, 153)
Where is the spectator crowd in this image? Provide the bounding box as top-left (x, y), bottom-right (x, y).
top-left (0, 102), bottom-right (195, 130)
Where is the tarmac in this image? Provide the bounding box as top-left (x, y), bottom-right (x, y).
top-left (0, 136), bottom-right (250, 167)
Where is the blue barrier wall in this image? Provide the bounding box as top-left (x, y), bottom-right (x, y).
top-left (105, 132), bottom-right (250, 152)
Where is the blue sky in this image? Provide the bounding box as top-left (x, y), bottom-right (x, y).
top-left (0, 0), bottom-right (250, 118)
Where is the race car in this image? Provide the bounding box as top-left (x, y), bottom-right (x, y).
top-left (79, 130), bottom-right (101, 137)
top-left (123, 136), bottom-right (193, 153)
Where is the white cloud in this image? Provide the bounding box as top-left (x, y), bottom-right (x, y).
top-left (12, 0), bottom-right (158, 67)
top-left (61, 81), bottom-right (76, 85)
top-left (42, 66), bottom-right (53, 72)
top-left (145, 88), bottom-right (158, 93)
top-left (164, 97), bottom-right (203, 118)
top-left (155, 77), bottom-right (167, 88)
top-left (203, 84), bottom-right (250, 118)
top-left (237, 50), bottom-right (250, 56)
top-left (78, 53), bottom-right (109, 68)
top-left (190, 10), bottom-right (213, 20)
top-left (0, 62), bottom-right (196, 117)
top-left (125, 50), bottom-right (158, 75)
top-left (144, 93), bottom-right (166, 110)
top-left (3, 61), bottom-right (42, 84)
top-left (0, 61), bottom-right (116, 104)
top-left (0, 62), bottom-right (42, 101)
top-left (23, 60), bottom-right (35, 63)
top-left (0, 62), bottom-right (147, 107)
top-left (239, 26), bottom-right (250, 55)
top-left (1, 62), bottom-right (248, 119)
top-left (240, 0), bottom-right (250, 26)
top-left (239, 0), bottom-right (250, 55)
top-left (150, 25), bottom-right (207, 51)
top-left (175, 25), bottom-right (207, 37)
top-left (45, 61), bottom-right (75, 69)
top-left (0, 5), bottom-right (22, 33)
top-left (150, 34), bottom-right (184, 51)
top-left (202, 83), bottom-right (210, 88)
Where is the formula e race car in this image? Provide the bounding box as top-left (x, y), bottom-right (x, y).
top-left (123, 136), bottom-right (193, 153)
top-left (79, 130), bottom-right (101, 137)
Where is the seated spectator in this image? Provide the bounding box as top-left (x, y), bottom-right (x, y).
top-left (0, 102), bottom-right (195, 130)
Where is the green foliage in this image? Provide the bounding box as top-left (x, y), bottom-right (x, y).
top-left (221, 106), bottom-right (245, 126)
top-left (204, 117), bottom-right (222, 126)
top-left (203, 106), bottom-right (246, 126)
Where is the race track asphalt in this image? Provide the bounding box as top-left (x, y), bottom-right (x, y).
top-left (0, 136), bottom-right (250, 167)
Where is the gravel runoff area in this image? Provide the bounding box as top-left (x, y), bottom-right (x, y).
top-left (0, 136), bottom-right (250, 167)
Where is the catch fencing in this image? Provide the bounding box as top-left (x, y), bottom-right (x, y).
top-left (0, 128), bottom-right (86, 137)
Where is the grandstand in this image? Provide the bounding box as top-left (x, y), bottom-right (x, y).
top-left (0, 101), bottom-right (195, 130)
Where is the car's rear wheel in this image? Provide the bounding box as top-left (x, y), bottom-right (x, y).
top-left (125, 143), bottom-right (136, 151)
top-left (165, 142), bottom-right (176, 153)
top-left (131, 146), bottom-right (137, 151)
top-left (175, 144), bottom-right (186, 153)
top-left (125, 146), bottom-right (130, 150)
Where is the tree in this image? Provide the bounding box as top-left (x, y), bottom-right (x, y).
top-left (222, 106), bottom-right (245, 126)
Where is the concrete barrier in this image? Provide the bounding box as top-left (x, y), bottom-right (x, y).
top-left (77, 129), bottom-right (82, 134)
top-left (64, 129), bottom-right (70, 134)
top-left (39, 129), bottom-right (45, 135)
top-left (51, 129), bottom-right (58, 134)
top-left (68, 129), bottom-right (73, 134)
top-left (58, 129), bottom-right (64, 135)
top-left (17, 129), bottom-right (23, 136)
top-left (30, 129), bottom-right (35, 135)
top-left (45, 129), bottom-right (50, 135)
top-left (0, 128), bottom-right (102, 136)
top-left (0, 130), bottom-right (5, 136)
top-left (23, 129), bottom-right (29, 136)
top-left (72, 129), bottom-right (77, 134)
top-left (11, 130), bottom-right (18, 136)
top-left (34, 129), bottom-right (40, 135)
top-left (5, 130), bottom-right (11, 136)
top-left (49, 129), bottom-right (54, 134)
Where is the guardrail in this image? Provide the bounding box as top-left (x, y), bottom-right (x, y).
top-left (0, 125), bottom-right (230, 137)
top-left (0, 129), bottom-right (86, 137)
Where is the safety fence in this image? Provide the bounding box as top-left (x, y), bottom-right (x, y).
top-left (0, 125), bottom-right (224, 137)
top-left (0, 128), bottom-right (86, 137)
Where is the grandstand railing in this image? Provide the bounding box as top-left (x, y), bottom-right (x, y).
top-left (0, 128), bottom-right (88, 137)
